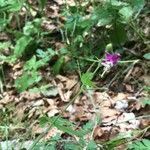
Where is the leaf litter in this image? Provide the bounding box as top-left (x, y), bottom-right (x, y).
top-left (0, 0), bottom-right (149, 149)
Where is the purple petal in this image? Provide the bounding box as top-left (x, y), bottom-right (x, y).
top-left (102, 53), bottom-right (121, 66)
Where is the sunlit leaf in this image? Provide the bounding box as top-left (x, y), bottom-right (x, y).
top-left (143, 53), bottom-right (150, 60)
top-left (14, 36), bottom-right (33, 58)
top-left (81, 72), bottom-right (94, 87)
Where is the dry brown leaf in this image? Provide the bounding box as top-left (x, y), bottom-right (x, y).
top-left (131, 66), bottom-right (143, 77)
top-left (93, 126), bottom-right (104, 139)
top-left (63, 91), bottom-right (73, 102)
top-left (125, 84), bottom-right (134, 92)
top-left (54, 0), bottom-right (64, 5)
top-left (28, 107), bottom-right (37, 119)
top-left (112, 93), bottom-right (128, 103)
top-left (65, 79), bottom-right (78, 90)
top-left (94, 92), bottom-right (110, 102)
top-left (12, 62), bottom-right (23, 70)
top-left (56, 75), bottom-right (68, 82)
top-left (57, 85), bottom-right (65, 102)
top-left (93, 126), bottom-right (116, 142)
top-left (14, 102), bottom-right (26, 121)
top-left (33, 100), bottom-right (44, 107)
top-left (0, 94), bottom-right (15, 104)
top-left (42, 20), bottom-right (57, 31)
top-left (100, 107), bottom-right (119, 119)
top-left (19, 91), bottom-right (41, 101)
top-left (0, 32), bottom-right (10, 40)
top-left (44, 127), bottom-right (62, 140)
top-left (142, 75), bottom-right (150, 86)
top-left (140, 119), bottom-right (150, 129)
top-left (32, 124), bottom-right (45, 135)
top-left (47, 109), bottom-right (59, 117)
top-left (46, 98), bottom-right (56, 105)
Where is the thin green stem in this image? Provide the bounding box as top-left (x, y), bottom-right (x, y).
top-left (29, 87), bottom-right (83, 150)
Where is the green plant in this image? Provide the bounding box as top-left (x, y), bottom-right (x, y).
top-left (15, 48), bottom-right (56, 92)
top-left (62, 0), bottom-right (145, 68)
top-left (0, 0), bottom-right (24, 31)
top-left (38, 116), bottom-right (98, 150)
top-left (128, 139), bottom-right (150, 150)
top-left (143, 53), bottom-right (150, 60)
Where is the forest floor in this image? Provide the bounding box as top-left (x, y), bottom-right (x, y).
top-left (0, 0), bottom-right (150, 150)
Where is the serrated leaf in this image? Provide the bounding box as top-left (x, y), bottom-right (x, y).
top-left (81, 72), bottom-right (94, 87)
top-left (23, 19), bottom-right (41, 36)
top-left (119, 6), bottom-right (133, 22)
top-left (14, 36), bottom-right (33, 58)
top-left (92, 8), bottom-right (113, 26)
top-left (128, 139), bottom-right (150, 150)
top-left (15, 71), bottom-right (41, 92)
top-left (143, 53), bottom-right (150, 60)
top-left (23, 56), bottom-right (37, 71)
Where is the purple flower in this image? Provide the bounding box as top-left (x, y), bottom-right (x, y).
top-left (102, 53), bottom-right (121, 68)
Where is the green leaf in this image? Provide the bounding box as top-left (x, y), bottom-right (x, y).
top-left (109, 0), bottom-right (128, 7)
top-left (105, 43), bottom-right (113, 52)
top-left (142, 99), bottom-right (150, 106)
top-left (39, 116), bottom-right (49, 127)
top-left (42, 116), bottom-right (86, 138)
top-left (119, 6), bottom-right (133, 22)
top-left (0, 0), bottom-right (23, 12)
top-left (81, 72), bottom-right (94, 87)
top-left (38, 0), bottom-right (47, 11)
top-left (14, 36), bottom-right (33, 58)
top-left (92, 8), bottom-right (113, 26)
top-left (41, 86), bottom-right (58, 97)
top-left (144, 86), bottom-right (150, 91)
top-left (106, 132), bottom-right (132, 149)
top-left (24, 54), bottom-right (52, 72)
top-left (49, 117), bottom-right (81, 137)
top-left (87, 140), bottom-right (97, 150)
top-left (143, 53), bottom-right (150, 60)
top-left (15, 71), bottom-right (41, 92)
top-left (64, 142), bottom-right (81, 150)
top-left (0, 0), bottom-right (6, 7)
top-left (0, 42), bottom-right (11, 51)
top-left (23, 56), bottom-right (37, 71)
top-left (44, 134), bottom-right (61, 149)
top-left (110, 23), bottom-right (127, 45)
top-left (128, 139), bottom-right (150, 150)
top-left (23, 19), bottom-right (42, 36)
top-left (82, 120), bottom-right (95, 134)
top-left (7, 0), bottom-right (23, 12)
top-left (53, 56), bottom-right (65, 75)
top-left (130, 0), bottom-right (145, 12)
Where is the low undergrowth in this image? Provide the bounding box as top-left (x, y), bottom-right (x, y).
top-left (0, 0), bottom-right (150, 149)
